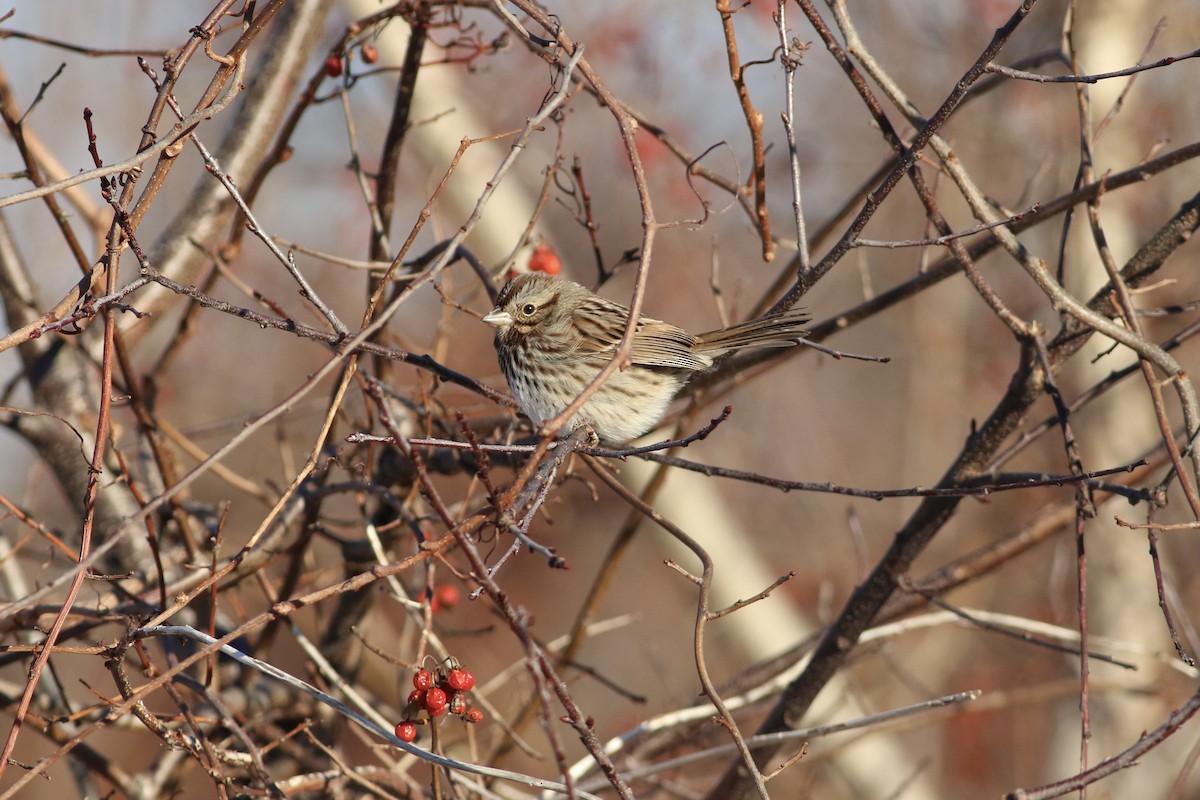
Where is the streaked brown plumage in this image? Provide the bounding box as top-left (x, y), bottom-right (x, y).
top-left (482, 273), bottom-right (810, 442)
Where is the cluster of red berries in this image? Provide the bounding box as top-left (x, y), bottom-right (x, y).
top-left (505, 242), bottom-right (563, 284)
top-left (322, 43), bottom-right (379, 79)
top-left (394, 663), bottom-right (482, 743)
top-left (429, 584), bottom-right (460, 614)
top-left (527, 241), bottom-right (562, 275)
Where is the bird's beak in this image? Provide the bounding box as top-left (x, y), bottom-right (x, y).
top-left (482, 309), bottom-right (512, 327)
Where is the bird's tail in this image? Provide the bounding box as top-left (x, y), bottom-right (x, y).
top-left (695, 308), bottom-right (810, 353)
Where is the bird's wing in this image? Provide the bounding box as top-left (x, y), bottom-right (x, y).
top-left (627, 320), bottom-right (710, 370)
top-left (574, 306), bottom-right (710, 371)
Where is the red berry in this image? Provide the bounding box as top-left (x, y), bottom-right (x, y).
top-left (413, 669), bottom-right (432, 691)
top-left (446, 668), bottom-right (475, 692)
top-left (431, 584), bottom-right (460, 613)
top-left (407, 689), bottom-right (424, 708)
top-left (394, 721), bottom-right (417, 742)
top-left (425, 687), bottom-right (447, 713)
top-left (323, 54), bottom-right (343, 78)
top-left (449, 694), bottom-right (466, 715)
top-left (465, 708), bottom-right (484, 724)
top-left (528, 242), bottom-right (562, 275)
top-left (361, 43), bottom-right (379, 64)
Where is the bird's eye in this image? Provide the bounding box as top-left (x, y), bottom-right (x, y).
top-left (521, 303), bottom-right (536, 316)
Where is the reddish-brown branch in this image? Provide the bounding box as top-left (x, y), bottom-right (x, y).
top-left (714, 0), bottom-right (774, 262)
